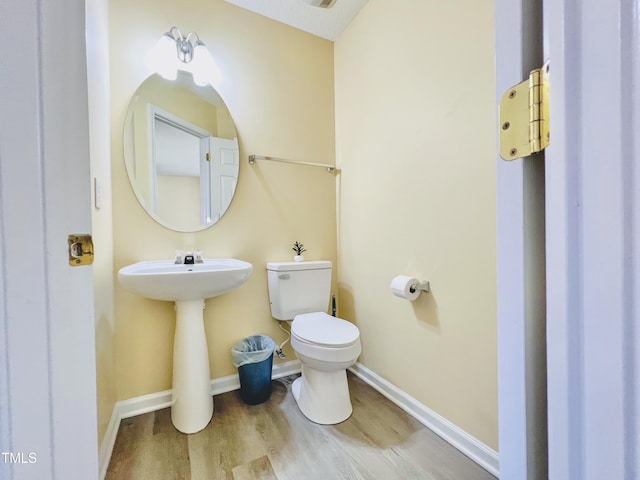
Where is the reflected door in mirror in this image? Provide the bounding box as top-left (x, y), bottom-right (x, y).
top-left (208, 137), bottom-right (239, 224)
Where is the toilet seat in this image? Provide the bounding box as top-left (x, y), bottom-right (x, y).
top-left (292, 312), bottom-right (360, 348)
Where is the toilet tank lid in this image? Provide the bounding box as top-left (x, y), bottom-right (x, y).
top-left (266, 260), bottom-right (332, 272)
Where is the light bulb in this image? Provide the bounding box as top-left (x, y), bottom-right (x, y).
top-left (192, 43), bottom-right (221, 87)
top-left (144, 33), bottom-right (178, 80)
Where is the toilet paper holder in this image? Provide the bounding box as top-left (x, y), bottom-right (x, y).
top-left (390, 275), bottom-right (431, 301)
top-left (410, 281), bottom-right (431, 294)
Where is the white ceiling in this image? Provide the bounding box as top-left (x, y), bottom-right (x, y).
top-left (223, 0), bottom-right (368, 41)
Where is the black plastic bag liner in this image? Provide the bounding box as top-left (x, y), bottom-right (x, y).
top-left (231, 335), bottom-right (276, 368)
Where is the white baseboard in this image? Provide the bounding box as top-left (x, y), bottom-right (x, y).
top-left (97, 403), bottom-right (121, 480)
top-left (348, 362), bottom-right (499, 477)
top-left (98, 359), bottom-right (301, 479)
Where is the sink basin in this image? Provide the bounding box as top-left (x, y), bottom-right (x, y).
top-left (118, 258), bottom-right (253, 301)
top-left (117, 258), bottom-right (253, 434)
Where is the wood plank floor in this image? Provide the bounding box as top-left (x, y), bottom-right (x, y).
top-left (106, 373), bottom-right (496, 480)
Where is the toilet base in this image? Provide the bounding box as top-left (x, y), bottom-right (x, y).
top-left (291, 365), bottom-right (353, 425)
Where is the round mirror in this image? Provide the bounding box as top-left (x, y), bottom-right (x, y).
top-left (123, 71), bottom-right (239, 232)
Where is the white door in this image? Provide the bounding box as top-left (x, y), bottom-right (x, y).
top-left (0, 0), bottom-right (98, 479)
top-left (496, 1), bottom-right (640, 479)
top-left (208, 136), bottom-right (239, 222)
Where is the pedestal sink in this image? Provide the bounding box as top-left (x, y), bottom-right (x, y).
top-left (118, 258), bottom-right (253, 434)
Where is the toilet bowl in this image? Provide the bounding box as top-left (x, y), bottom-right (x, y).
top-left (266, 261), bottom-right (361, 424)
top-left (290, 312), bottom-right (361, 424)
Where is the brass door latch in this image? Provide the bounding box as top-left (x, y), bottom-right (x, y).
top-left (68, 234), bottom-right (94, 266)
top-left (499, 61), bottom-right (550, 161)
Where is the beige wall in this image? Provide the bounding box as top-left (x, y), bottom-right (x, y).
top-left (334, 0), bottom-right (498, 449)
top-left (109, 0), bottom-right (336, 401)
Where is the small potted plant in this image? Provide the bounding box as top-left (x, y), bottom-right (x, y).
top-left (292, 241), bottom-right (306, 262)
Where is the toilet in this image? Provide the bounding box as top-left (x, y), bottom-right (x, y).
top-left (266, 260), bottom-right (361, 424)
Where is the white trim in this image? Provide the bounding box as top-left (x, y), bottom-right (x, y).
top-left (495, 1), bottom-right (548, 478)
top-left (98, 360), bottom-right (301, 479)
top-left (544, 3), bottom-right (640, 479)
top-left (97, 407), bottom-right (121, 480)
top-left (348, 363), bottom-right (499, 478)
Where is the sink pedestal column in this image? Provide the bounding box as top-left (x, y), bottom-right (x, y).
top-left (171, 299), bottom-right (213, 434)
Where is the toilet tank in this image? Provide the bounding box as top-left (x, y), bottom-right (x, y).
top-left (266, 261), bottom-right (332, 320)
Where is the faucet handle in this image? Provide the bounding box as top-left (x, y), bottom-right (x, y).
top-left (194, 250), bottom-right (203, 264)
top-left (174, 249), bottom-right (185, 264)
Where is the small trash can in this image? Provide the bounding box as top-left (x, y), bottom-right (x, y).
top-left (231, 335), bottom-right (276, 405)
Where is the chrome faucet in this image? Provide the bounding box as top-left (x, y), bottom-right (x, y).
top-left (174, 249), bottom-right (204, 264)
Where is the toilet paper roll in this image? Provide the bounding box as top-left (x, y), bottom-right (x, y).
top-left (390, 275), bottom-right (420, 301)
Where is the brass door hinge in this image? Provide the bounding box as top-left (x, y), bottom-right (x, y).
top-left (499, 61), bottom-right (550, 161)
top-left (68, 234), bottom-right (94, 266)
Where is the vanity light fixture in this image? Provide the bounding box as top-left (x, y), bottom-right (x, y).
top-left (145, 26), bottom-right (221, 87)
